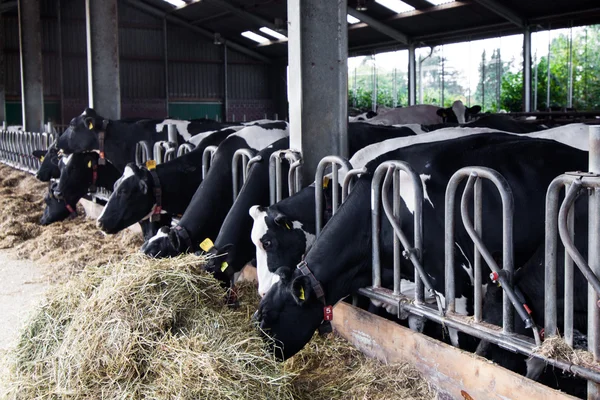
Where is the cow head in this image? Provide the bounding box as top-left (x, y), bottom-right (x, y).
top-left (203, 243), bottom-right (237, 285)
top-left (55, 152), bottom-right (99, 202)
top-left (437, 100), bottom-right (481, 124)
top-left (33, 146), bottom-right (61, 181)
top-left (254, 267), bottom-right (325, 360)
top-left (141, 226), bottom-right (181, 258)
top-left (40, 182), bottom-right (78, 225)
top-left (97, 163), bottom-right (154, 234)
top-left (249, 205), bottom-right (315, 297)
top-left (58, 108), bottom-right (106, 153)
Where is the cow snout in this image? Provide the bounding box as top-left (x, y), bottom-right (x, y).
top-left (96, 219), bottom-right (104, 230)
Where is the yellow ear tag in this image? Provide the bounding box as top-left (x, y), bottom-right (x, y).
top-left (40, 156), bottom-right (44, 162)
top-left (220, 262), bottom-right (229, 272)
top-left (323, 176), bottom-right (330, 188)
top-left (298, 286), bottom-right (305, 301)
top-left (145, 160), bottom-right (157, 170)
top-left (285, 222), bottom-right (291, 230)
top-left (87, 160), bottom-right (92, 168)
top-left (88, 121), bottom-right (94, 130)
top-left (199, 238), bottom-right (214, 252)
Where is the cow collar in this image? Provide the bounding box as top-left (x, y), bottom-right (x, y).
top-left (65, 203), bottom-right (77, 218)
top-left (97, 119), bottom-right (110, 165)
top-left (296, 260), bottom-right (333, 322)
top-left (148, 168), bottom-right (162, 222)
top-left (88, 158), bottom-right (98, 193)
top-left (174, 225), bottom-right (193, 252)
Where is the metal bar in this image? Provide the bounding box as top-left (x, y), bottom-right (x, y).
top-left (232, 148), bottom-right (257, 200)
top-left (547, 29), bottom-right (551, 110)
top-left (205, 0), bottom-right (287, 36)
top-left (126, 0), bottom-right (271, 64)
top-left (202, 145), bottom-right (217, 179)
top-left (564, 182), bottom-right (575, 347)
top-left (275, 156), bottom-right (282, 202)
top-left (314, 156), bottom-right (352, 237)
top-left (523, 26), bottom-right (532, 112)
top-left (474, 177), bottom-right (483, 322)
top-left (393, 169), bottom-right (401, 295)
top-left (471, 0), bottom-right (525, 28)
top-left (342, 167), bottom-right (366, 203)
top-left (347, 7), bottom-right (409, 44)
top-left (590, 125), bottom-right (600, 399)
top-left (408, 44), bottom-right (416, 106)
top-left (567, 26), bottom-right (573, 109)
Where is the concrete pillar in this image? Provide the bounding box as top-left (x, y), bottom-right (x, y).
top-left (18, 0), bottom-right (44, 131)
top-left (0, 14), bottom-right (5, 123)
top-left (523, 26), bottom-right (531, 112)
top-left (85, 0), bottom-right (120, 119)
top-left (408, 44), bottom-right (416, 106)
top-left (288, 0), bottom-right (348, 182)
top-left (269, 60), bottom-right (288, 121)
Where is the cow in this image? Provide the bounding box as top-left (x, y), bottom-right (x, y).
top-left (141, 121), bottom-right (289, 258)
top-left (253, 132), bottom-right (589, 360)
top-left (40, 181), bottom-right (78, 226)
top-left (32, 145), bottom-right (61, 181)
top-left (96, 127), bottom-right (237, 234)
top-left (422, 114), bottom-right (546, 134)
top-left (250, 123), bottom-right (590, 300)
top-left (368, 100), bottom-right (480, 126)
top-left (349, 110), bottom-right (377, 122)
top-left (56, 108), bottom-right (234, 171)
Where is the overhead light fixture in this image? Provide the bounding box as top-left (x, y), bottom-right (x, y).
top-left (347, 14), bottom-right (361, 24)
top-left (259, 27), bottom-right (287, 40)
top-left (425, 0), bottom-right (454, 5)
top-left (241, 31), bottom-right (270, 44)
top-left (163, 0), bottom-right (186, 7)
top-left (375, 0), bottom-right (415, 13)
top-left (356, 0), bottom-right (368, 11)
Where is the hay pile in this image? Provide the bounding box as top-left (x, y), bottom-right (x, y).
top-left (533, 335), bottom-right (597, 369)
top-left (3, 254), bottom-right (435, 400)
top-left (0, 164), bottom-right (143, 281)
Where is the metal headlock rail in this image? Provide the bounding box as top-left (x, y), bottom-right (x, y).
top-left (135, 140), bottom-right (153, 167)
top-left (177, 143), bottom-right (195, 158)
top-left (269, 149), bottom-right (302, 205)
top-left (202, 145), bottom-right (218, 180)
top-left (0, 129), bottom-right (56, 174)
top-left (545, 125), bottom-right (600, 398)
top-left (314, 156), bottom-right (352, 237)
top-left (232, 148), bottom-right (258, 200)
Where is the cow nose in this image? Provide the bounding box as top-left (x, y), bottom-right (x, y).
top-left (96, 219), bottom-right (103, 229)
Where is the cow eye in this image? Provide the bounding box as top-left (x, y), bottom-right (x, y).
top-left (262, 239), bottom-right (272, 249)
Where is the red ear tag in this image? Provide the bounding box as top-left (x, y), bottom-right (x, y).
top-left (323, 305), bottom-right (333, 321)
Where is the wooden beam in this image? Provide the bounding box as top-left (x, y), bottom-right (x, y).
top-left (332, 302), bottom-right (578, 400)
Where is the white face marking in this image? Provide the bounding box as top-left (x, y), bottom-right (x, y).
top-left (231, 124), bottom-right (289, 151)
top-left (148, 228), bottom-right (169, 243)
top-left (455, 242), bottom-right (474, 285)
top-left (420, 174), bottom-right (434, 209)
top-left (155, 119), bottom-right (192, 141)
top-left (250, 207), bottom-right (277, 297)
top-left (62, 153), bottom-right (73, 167)
top-left (452, 100), bottom-right (467, 124)
top-left (97, 166), bottom-right (137, 221)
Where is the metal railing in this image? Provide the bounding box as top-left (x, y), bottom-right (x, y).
top-left (231, 148), bottom-right (258, 200)
top-left (135, 140), bottom-right (153, 167)
top-left (177, 143), bottom-right (195, 157)
top-left (0, 129), bottom-right (56, 174)
top-left (314, 156), bottom-right (352, 237)
top-left (269, 149), bottom-right (302, 205)
top-left (202, 145), bottom-right (218, 180)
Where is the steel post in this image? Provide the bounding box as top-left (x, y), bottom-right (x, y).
top-left (18, 0), bottom-right (44, 132)
top-left (588, 125), bottom-right (600, 399)
top-left (408, 44), bottom-right (416, 106)
top-left (523, 26), bottom-right (532, 112)
top-left (288, 0), bottom-right (348, 183)
top-left (564, 182), bottom-right (575, 346)
top-left (85, 0), bottom-right (121, 119)
top-left (167, 124), bottom-right (177, 145)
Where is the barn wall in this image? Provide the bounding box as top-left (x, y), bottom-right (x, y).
top-left (2, 0), bottom-right (275, 125)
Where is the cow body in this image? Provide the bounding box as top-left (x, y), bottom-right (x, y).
top-left (368, 100), bottom-right (480, 126)
top-left (142, 122), bottom-right (289, 257)
top-left (96, 127), bottom-right (236, 234)
top-left (255, 133), bottom-right (589, 360)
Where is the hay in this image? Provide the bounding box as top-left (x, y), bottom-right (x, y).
top-left (3, 253), bottom-right (436, 400)
top-left (0, 164), bottom-right (143, 281)
top-left (533, 335), bottom-right (597, 369)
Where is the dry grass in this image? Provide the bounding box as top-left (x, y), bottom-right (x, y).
top-left (0, 164), bottom-right (143, 282)
top-left (533, 335), bottom-right (598, 370)
top-left (2, 254), bottom-right (435, 400)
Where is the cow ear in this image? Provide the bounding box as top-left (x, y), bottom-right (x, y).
top-left (32, 150), bottom-right (46, 160)
top-left (291, 275), bottom-right (313, 305)
top-left (436, 108), bottom-right (447, 117)
top-left (84, 116), bottom-right (95, 130)
top-left (139, 178), bottom-right (148, 194)
top-left (469, 105), bottom-right (482, 114)
top-left (274, 213), bottom-right (292, 230)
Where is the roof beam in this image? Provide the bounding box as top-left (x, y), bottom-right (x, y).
top-left (471, 0), bottom-right (525, 28)
top-left (126, 0), bottom-right (271, 63)
top-left (347, 7), bottom-right (409, 44)
top-left (204, 0), bottom-right (287, 36)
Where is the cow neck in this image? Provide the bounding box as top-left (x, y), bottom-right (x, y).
top-left (147, 167), bottom-right (162, 222)
top-left (95, 160), bottom-right (122, 191)
top-left (96, 119), bottom-right (110, 165)
top-left (299, 178), bottom-right (373, 306)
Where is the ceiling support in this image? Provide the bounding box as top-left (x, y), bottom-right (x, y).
top-left (348, 7), bottom-right (409, 44)
top-left (472, 0), bottom-right (525, 28)
top-left (206, 0), bottom-right (287, 36)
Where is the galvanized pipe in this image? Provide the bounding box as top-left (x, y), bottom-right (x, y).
top-left (135, 141), bottom-right (152, 167)
top-left (232, 148), bottom-right (257, 200)
top-left (564, 182), bottom-right (575, 347)
top-left (202, 145), bottom-right (218, 180)
top-left (393, 168), bottom-right (401, 295)
top-left (167, 124), bottom-right (178, 146)
top-left (474, 178), bottom-right (483, 322)
top-left (342, 167), bottom-right (366, 203)
top-left (314, 155), bottom-right (352, 237)
top-left (176, 143), bottom-right (195, 158)
top-left (288, 160), bottom-right (302, 196)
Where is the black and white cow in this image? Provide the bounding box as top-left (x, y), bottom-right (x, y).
top-left (254, 132), bottom-right (589, 360)
top-left (348, 110), bottom-right (378, 122)
top-left (251, 123), bottom-right (590, 300)
top-left (57, 108), bottom-right (234, 172)
top-left (32, 145), bottom-right (61, 181)
top-left (141, 121), bottom-right (289, 257)
top-left (96, 127), bottom-right (237, 234)
top-left (40, 181), bottom-right (78, 225)
top-left (422, 114), bottom-right (546, 134)
top-left (367, 100), bottom-right (480, 126)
